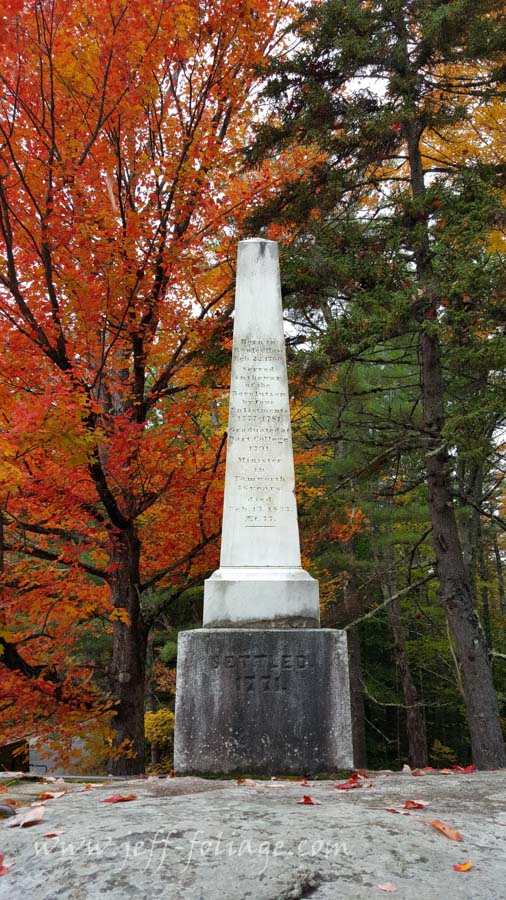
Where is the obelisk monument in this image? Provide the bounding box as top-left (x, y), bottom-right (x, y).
top-left (202, 238), bottom-right (319, 629)
top-left (174, 239), bottom-right (353, 774)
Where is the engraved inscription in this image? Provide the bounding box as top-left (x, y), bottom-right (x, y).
top-left (225, 337), bottom-right (295, 529)
top-left (208, 651), bottom-right (315, 693)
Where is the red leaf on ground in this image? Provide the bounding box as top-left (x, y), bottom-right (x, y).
top-left (297, 795), bottom-right (321, 805)
top-left (43, 829), bottom-right (65, 838)
top-left (39, 791), bottom-right (66, 801)
top-left (0, 854), bottom-right (14, 876)
top-left (453, 861), bottom-right (473, 872)
top-left (385, 808), bottom-right (400, 814)
top-left (403, 800), bottom-right (426, 809)
top-left (431, 819), bottom-right (464, 841)
top-left (411, 768), bottom-right (426, 776)
top-left (453, 765), bottom-right (476, 774)
top-left (336, 772), bottom-right (367, 791)
top-left (101, 793), bottom-right (137, 804)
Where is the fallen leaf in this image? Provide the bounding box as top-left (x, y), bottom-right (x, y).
top-left (439, 768), bottom-right (454, 775)
top-left (385, 808), bottom-right (400, 814)
top-left (0, 787), bottom-right (7, 794)
top-left (411, 768), bottom-right (426, 777)
top-left (453, 765), bottom-right (476, 774)
top-left (453, 861), bottom-right (473, 872)
top-left (403, 800), bottom-right (426, 809)
top-left (101, 793), bottom-right (137, 804)
top-left (299, 778), bottom-right (309, 786)
top-left (39, 791), bottom-right (66, 801)
top-left (297, 795), bottom-right (321, 805)
top-left (336, 773), bottom-right (369, 791)
top-left (377, 883), bottom-right (397, 892)
top-left (7, 804), bottom-right (46, 828)
top-left (43, 829), bottom-right (65, 838)
top-left (431, 820), bottom-right (464, 842)
top-left (0, 854), bottom-right (14, 876)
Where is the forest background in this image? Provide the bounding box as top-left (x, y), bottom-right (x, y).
top-left (0, 0), bottom-right (505, 775)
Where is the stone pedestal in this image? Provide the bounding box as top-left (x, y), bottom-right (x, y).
top-left (174, 629), bottom-right (353, 775)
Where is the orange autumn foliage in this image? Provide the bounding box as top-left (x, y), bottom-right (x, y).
top-left (0, 0), bottom-right (288, 764)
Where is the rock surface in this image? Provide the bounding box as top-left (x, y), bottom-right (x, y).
top-left (1, 771), bottom-right (505, 899)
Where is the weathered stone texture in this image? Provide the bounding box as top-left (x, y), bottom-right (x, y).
top-left (174, 629), bottom-right (353, 775)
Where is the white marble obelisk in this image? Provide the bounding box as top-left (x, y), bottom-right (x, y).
top-left (174, 239), bottom-right (353, 775)
top-left (203, 239), bottom-right (320, 628)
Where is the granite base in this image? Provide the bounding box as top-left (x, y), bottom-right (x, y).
top-left (174, 628), bottom-right (353, 775)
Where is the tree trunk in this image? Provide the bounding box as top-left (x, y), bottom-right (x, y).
top-left (420, 330), bottom-right (505, 767)
top-left (403, 113), bottom-right (506, 769)
top-left (458, 458), bottom-right (483, 609)
top-left (347, 625), bottom-right (368, 769)
top-left (479, 545), bottom-right (492, 650)
top-left (374, 493), bottom-right (428, 768)
top-left (493, 536), bottom-right (506, 615)
top-left (108, 525), bottom-right (147, 775)
top-left (387, 598), bottom-right (428, 768)
top-left (343, 576), bottom-right (367, 768)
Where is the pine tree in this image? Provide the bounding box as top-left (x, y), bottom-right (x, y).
top-left (250, 0), bottom-right (506, 766)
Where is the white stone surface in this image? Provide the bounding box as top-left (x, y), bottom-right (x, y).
top-left (203, 567), bottom-right (319, 628)
top-left (203, 239), bottom-right (319, 627)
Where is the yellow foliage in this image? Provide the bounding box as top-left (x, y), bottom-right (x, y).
top-left (144, 708), bottom-right (175, 747)
top-left (108, 608), bottom-right (131, 625)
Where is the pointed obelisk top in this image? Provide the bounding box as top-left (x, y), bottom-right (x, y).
top-left (203, 239), bottom-right (319, 628)
top-left (220, 238), bottom-right (300, 567)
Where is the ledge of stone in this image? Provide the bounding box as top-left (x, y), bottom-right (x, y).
top-left (1, 772), bottom-right (505, 899)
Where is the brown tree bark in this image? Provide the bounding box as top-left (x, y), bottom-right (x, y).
top-left (108, 526), bottom-right (147, 775)
top-left (420, 382), bottom-right (504, 766)
top-left (375, 530), bottom-right (428, 769)
top-left (397, 22), bottom-right (506, 759)
top-left (387, 598), bottom-right (428, 768)
top-left (493, 537), bottom-right (506, 616)
top-left (343, 575), bottom-right (367, 769)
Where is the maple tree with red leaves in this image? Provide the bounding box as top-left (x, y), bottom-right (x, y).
top-left (0, 0), bottom-right (286, 773)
